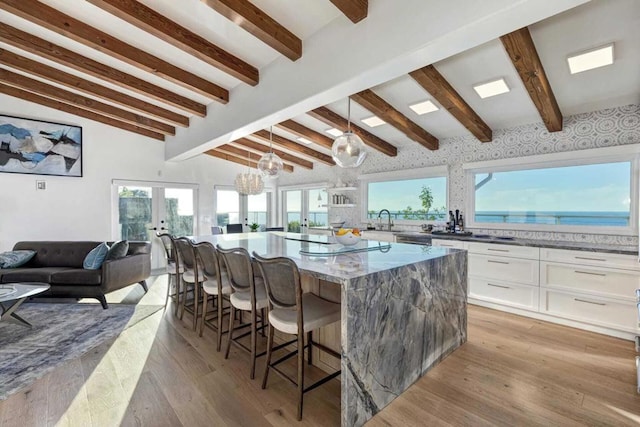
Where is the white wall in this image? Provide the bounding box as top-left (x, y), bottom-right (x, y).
top-left (0, 95), bottom-right (245, 252)
top-left (279, 104), bottom-right (640, 246)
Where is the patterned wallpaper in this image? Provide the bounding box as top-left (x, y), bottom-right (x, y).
top-left (279, 104), bottom-right (640, 245)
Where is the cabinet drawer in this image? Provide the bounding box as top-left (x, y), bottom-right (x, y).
top-left (469, 277), bottom-right (538, 311)
top-left (540, 288), bottom-right (640, 332)
top-left (467, 242), bottom-right (539, 259)
top-left (469, 254), bottom-right (539, 286)
top-left (432, 239), bottom-right (466, 249)
top-left (541, 262), bottom-right (640, 300)
top-left (540, 248), bottom-right (640, 271)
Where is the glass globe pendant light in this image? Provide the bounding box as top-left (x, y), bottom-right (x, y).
top-left (331, 98), bottom-right (367, 168)
top-left (234, 151), bottom-right (264, 196)
top-left (257, 126), bottom-right (284, 178)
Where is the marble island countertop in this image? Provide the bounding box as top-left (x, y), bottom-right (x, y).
top-left (429, 232), bottom-right (638, 255)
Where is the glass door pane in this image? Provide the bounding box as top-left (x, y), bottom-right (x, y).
top-left (307, 188), bottom-right (327, 228)
top-left (248, 192), bottom-right (268, 228)
top-left (117, 186), bottom-right (153, 241)
top-left (285, 190), bottom-right (302, 232)
top-left (216, 189), bottom-right (240, 227)
top-left (164, 188), bottom-right (194, 236)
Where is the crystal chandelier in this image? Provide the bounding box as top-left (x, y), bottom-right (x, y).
top-left (257, 126), bottom-right (284, 178)
top-left (234, 152), bottom-right (264, 195)
top-left (332, 98), bottom-right (367, 168)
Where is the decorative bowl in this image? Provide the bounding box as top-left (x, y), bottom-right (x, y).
top-left (330, 221), bottom-right (345, 228)
top-left (334, 231), bottom-right (361, 246)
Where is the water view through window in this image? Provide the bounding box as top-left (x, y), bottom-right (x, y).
top-left (473, 161), bottom-right (631, 227)
top-left (367, 176), bottom-right (448, 221)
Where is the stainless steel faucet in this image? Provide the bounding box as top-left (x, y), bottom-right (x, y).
top-left (377, 209), bottom-right (392, 231)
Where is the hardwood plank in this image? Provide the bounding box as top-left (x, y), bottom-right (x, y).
top-left (351, 89), bottom-right (439, 150)
top-left (307, 106), bottom-right (397, 157)
top-left (253, 130), bottom-right (335, 166)
top-left (0, 0), bottom-right (228, 102)
top-left (0, 22), bottom-right (206, 117)
top-left (201, 0), bottom-right (302, 61)
top-left (0, 83), bottom-right (165, 140)
top-left (500, 27), bottom-right (563, 132)
top-left (276, 119), bottom-right (334, 150)
top-left (0, 48), bottom-right (189, 127)
top-left (0, 370), bottom-right (48, 427)
top-left (119, 371), bottom-right (183, 427)
top-left (87, 0), bottom-right (259, 86)
top-left (0, 68), bottom-right (175, 135)
top-left (409, 64), bottom-right (493, 142)
top-left (232, 137), bottom-right (314, 169)
top-left (329, 0), bottom-right (368, 23)
top-left (45, 358), bottom-right (91, 427)
top-left (216, 144), bottom-right (295, 172)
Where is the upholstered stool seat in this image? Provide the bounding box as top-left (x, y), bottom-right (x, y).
top-left (269, 293), bottom-right (340, 334)
top-left (202, 273), bottom-right (231, 296)
top-left (229, 278), bottom-right (267, 310)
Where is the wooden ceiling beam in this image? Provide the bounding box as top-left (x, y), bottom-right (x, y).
top-left (329, 0), bottom-right (368, 23)
top-left (0, 68), bottom-right (175, 135)
top-left (216, 144), bottom-right (294, 172)
top-left (0, 48), bottom-right (188, 128)
top-left (500, 27), bottom-right (563, 132)
top-left (252, 130), bottom-right (335, 166)
top-left (233, 137), bottom-right (313, 169)
top-left (205, 149), bottom-right (293, 173)
top-left (87, 0), bottom-right (259, 86)
top-left (0, 0), bottom-right (228, 102)
top-left (275, 120), bottom-right (333, 150)
top-left (0, 82), bottom-right (164, 140)
top-left (409, 65), bottom-right (492, 142)
top-left (0, 23), bottom-right (206, 116)
top-left (351, 89), bottom-right (439, 150)
top-left (201, 0), bottom-right (302, 61)
top-left (307, 106), bottom-right (397, 157)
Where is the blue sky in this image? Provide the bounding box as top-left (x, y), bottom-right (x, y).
top-left (368, 177), bottom-right (447, 212)
top-left (475, 162), bottom-right (631, 212)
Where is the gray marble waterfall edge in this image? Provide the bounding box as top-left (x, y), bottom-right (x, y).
top-left (341, 250), bottom-right (467, 427)
top-left (0, 302), bottom-right (163, 400)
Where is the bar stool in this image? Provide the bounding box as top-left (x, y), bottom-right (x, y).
top-left (192, 242), bottom-right (231, 351)
top-left (252, 252), bottom-right (341, 421)
top-left (216, 245), bottom-right (268, 379)
top-left (173, 237), bottom-right (200, 330)
top-left (157, 233), bottom-right (183, 314)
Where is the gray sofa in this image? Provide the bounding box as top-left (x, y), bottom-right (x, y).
top-left (0, 241), bottom-right (151, 309)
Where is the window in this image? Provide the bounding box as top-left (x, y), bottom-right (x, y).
top-left (464, 147), bottom-right (639, 234)
top-left (280, 184), bottom-right (328, 232)
top-left (360, 167), bottom-right (448, 224)
top-left (247, 193), bottom-right (268, 226)
top-left (215, 189), bottom-right (240, 226)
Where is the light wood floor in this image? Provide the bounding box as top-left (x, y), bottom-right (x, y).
top-left (1, 276), bottom-right (639, 427)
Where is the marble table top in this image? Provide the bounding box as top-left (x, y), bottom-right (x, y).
top-left (194, 232), bottom-right (458, 283)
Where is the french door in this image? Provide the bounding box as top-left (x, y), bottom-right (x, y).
top-left (282, 186), bottom-right (328, 232)
top-left (112, 180), bottom-right (198, 270)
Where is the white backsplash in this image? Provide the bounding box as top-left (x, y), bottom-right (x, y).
top-left (279, 104), bottom-right (640, 245)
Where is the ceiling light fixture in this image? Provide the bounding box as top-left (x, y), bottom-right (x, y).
top-left (297, 137), bottom-right (313, 145)
top-left (326, 128), bottom-right (343, 137)
top-left (361, 115), bottom-right (386, 128)
top-left (409, 100), bottom-right (439, 115)
top-left (257, 126), bottom-right (284, 179)
top-left (567, 43), bottom-right (614, 74)
top-left (235, 152), bottom-right (264, 195)
top-left (331, 98), bottom-right (367, 168)
top-left (473, 78), bottom-right (510, 99)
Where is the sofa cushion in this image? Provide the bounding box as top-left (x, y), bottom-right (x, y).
top-left (13, 242), bottom-right (103, 268)
top-left (0, 267), bottom-right (75, 283)
top-left (51, 269), bottom-right (102, 286)
top-left (0, 250), bottom-right (36, 268)
top-left (105, 240), bottom-right (129, 261)
top-left (83, 242), bottom-right (110, 270)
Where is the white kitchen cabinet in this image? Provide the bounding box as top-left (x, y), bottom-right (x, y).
top-left (469, 254), bottom-right (539, 286)
top-left (540, 248), bottom-right (640, 271)
top-left (361, 230), bottom-right (395, 243)
top-left (469, 277), bottom-right (539, 311)
top-left (431, 238), bottom-right (466, 249)
top-left (467, 242), bottom-right (539, 259)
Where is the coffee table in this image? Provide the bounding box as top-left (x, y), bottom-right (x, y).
top-left (0, 282), bottom-right (50, 327)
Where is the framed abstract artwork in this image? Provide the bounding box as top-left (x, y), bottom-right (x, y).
top-left (0, 115), bottom-right (82, 177)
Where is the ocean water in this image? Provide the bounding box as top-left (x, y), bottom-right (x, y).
top-left (474, 211), bottom-right (629, 226)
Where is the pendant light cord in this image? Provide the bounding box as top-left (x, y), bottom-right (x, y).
top-left (269, 126), bottom-right (274, 153)
top-left (347, 98), bottom-right (352, 132)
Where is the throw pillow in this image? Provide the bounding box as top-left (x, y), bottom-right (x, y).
top-left (83, 242), bottom-right (110, 270)
top-left (105, 240), bottom-right (129, 261)
top-left (0, 250), bottom-right (36, 268)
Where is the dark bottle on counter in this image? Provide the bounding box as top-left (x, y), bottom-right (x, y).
top-left (459, 214), bottom-right (464, 231)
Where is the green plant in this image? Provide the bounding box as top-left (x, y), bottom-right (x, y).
top-left (250, 222), bottom-right (260, 231)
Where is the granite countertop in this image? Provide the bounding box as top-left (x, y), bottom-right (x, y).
top-left (429, 233), bottom-right (638, 255)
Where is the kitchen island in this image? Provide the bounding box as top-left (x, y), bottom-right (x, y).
top-left (196, 232), bottom-right (467, 427)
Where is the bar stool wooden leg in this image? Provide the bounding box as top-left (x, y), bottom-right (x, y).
top-left (250, 308), bottom-right (258, 380)
top-left (262, 324), bottom-right (274, 389)
top-left (260, 308), bottom-right (266, 337)
top-left (192, 282), bottom-right (200, 331)
top-left (217, 294), bottom-right (224, 351)
top-left (297, 332), bottom-right (305, 421)
top-left (225, 305), bottom-right (236, 359)
top-left (179, 277), bottom-right (189, 320)
top-left (199, 291), bottom-right (208, 337)
top-left (307, 331), bottom-right (313, 366)
top-left (164, 273), bottom-right (173, 308)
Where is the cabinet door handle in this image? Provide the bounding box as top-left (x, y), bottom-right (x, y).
top-left (487, 248), bottom-right (509, 252)
top-left (574, 298), bottom-right (606, 306)
top-left (575, 256), bottom-right (606, 262)
top-left (488, 260), bottom-right (510, 265)
top-left (487, 283), bottom-right (510, 289)
top-left (574, 270), bottom-right (606, 277)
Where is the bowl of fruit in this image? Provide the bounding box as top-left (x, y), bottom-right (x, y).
top-left (334, 228), bottom-right (362, 246)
